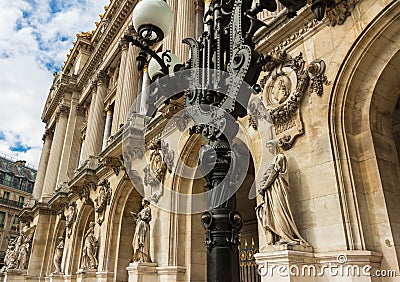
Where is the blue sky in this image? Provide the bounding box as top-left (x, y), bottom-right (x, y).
top-left (0, 0), bottom-right (108, 167)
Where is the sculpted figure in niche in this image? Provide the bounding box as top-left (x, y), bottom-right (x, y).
top-left (65, 202), bottom-right (77, 238)
top-left (131, 198), bottom-right (152, 262)
top-left (80, 222), bottom-right (98, 270)
top-left (256, 141), bottom-right (309, 246)
top-left (53, 237), bottom-right (64, 274)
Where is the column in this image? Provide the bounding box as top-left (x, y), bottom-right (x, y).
top-left (41, 105), bottom-right (70, 201)
top-left (140, 65), bottom-right (151, 115)
top-left (194, 0), bottom-right (205, 38)
top-left (56, 93), bottom-right (86, 185)
top-left (111, 37), bottom-right (129, 135)
top-left (174, 0), bottom-right (196, 61)
top-left (163, 0), bottom-right (178, 52)
top-left (79, 84), bottom-right (97, 163)
top-left (102, 107), bottom-right (113, 150)
top-left (82, 71), bottom-right (107, 159)
top-left (32, 129), bottom-right (53, 200)
top-left (117, 41), bottom-right (140, 125)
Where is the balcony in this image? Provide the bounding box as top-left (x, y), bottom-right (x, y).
top-left (0, 198), bottom-right (24, 209)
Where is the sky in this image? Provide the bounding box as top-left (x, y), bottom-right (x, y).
top-left (0, 0), bottom-right (109, 168)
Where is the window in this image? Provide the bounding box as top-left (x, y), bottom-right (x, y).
top-left (11, 216), bottom-right (19, 231)
top-left (20, 179), bottom-right (27, 192)
top-left (3, 191), bottom-right (10, 199)
top-left (0, 212), bottom-right (5, 228)
top-left (18, 196), bottom-right (24, 204)
top-left (26, 182), bottom-right (33, 193)
top-left (4, 174), bottom-right (12, 186)
top-left (12, 177), bottom-right (20, 189)
top-left (0, 173), bottom-right (4, 184)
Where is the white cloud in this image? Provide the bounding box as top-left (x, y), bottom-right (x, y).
top-left (0, 0), bottom-right (109, 168)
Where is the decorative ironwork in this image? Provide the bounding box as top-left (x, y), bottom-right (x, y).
top-left (128, 0), bottom-right (334, 281)
top-left (239, 238), bottom-right (260, 282)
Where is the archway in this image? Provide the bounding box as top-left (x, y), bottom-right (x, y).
top-left (103, 178), bottom-right (142, 282)
top-left (66, 203), bottom-right (95, 275)
top-left (329, 0), bottom-right (400, 272)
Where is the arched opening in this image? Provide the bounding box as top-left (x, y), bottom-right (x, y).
top-left (392, 98), bottom-right (400, 161)
top-left (48, 218), bottom-right (66, 274)
top-left (104, 178), bottom-right (143, 282)
top-left (67, 204), bottom-right (95, 275)
top-left (328, 0), bottom-right (400, 272)
top-left (115, 184), bottom-right (143, 282)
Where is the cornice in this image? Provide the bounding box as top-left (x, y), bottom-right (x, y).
top-left (77, 0), bottom-right (136, 89)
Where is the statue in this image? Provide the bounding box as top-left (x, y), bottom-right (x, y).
top-left (53, 237), bottom-right (64, 274)
top-left (256, 141), bottom-right (309, 246)
top-left (65, 202), bottom-right (77, 238)
top-left (0, 222), bottom-right (36, 272)
top-left (95, 179), bottom-right (112, 225)
top-left (131, 198), bottom-right (152, 262)
top-left (80, 222), bottom-right (98, 270)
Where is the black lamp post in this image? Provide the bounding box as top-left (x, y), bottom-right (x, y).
top-left (126, 0), bottom-right (331, 281)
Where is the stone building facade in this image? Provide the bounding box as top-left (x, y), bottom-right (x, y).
top-left (0, 157), bottom-right (35, 268)
top-left (3, 0), bottom-right (400, 281)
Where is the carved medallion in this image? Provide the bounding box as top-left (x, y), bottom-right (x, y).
top-left (143, 140), bottom-right (175, 203)
top-left (260, 51), bottom-right (329, 149)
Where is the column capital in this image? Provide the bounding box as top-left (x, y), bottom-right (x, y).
top-left (56, 104), bottom-right (70, 120)
top-left (124, 24), bottom-right (135, 37)
top-left (105, 106), bottom-right (113, 115)
top-left (42, 129), bottom-right (54, 141)
top-left (91, 77), bottom-right (98, 92)
top-left (194, 0), bottom-right (205, 14)
top-left (97, 70), bottom-right (108, 86)
top-left (119, 37), bottom-right (129, 52)
top-left (76, 103), bottom-right (88, 117)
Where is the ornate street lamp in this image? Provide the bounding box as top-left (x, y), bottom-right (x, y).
top-left (126, 0), bottom-right (332, 281)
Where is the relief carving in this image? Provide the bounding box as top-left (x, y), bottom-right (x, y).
top-left (256, 141), bottom-right (310, 247)
top-left (95, 179), bottom-right (112, 225)
top-left (52, 237), bottom-right (64, 274)
top-left (80, 222), bottom-right (98, 271)
top-left (0, 223), bottom-right (36, 272)
top-left (143, 140), bottom-right (175, 203)
top-left (260, 51), bottom-right (328, 149)
top-left (65, 202), bottom-right (77, 238)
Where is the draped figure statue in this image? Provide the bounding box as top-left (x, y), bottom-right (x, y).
top-left (131, 198), bottom-right (152, 262)
top-left (256, 141), bottom-right (309, 246)
top-left (80, 222), bottom-right (98, 270)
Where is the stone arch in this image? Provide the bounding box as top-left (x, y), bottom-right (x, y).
top-left (66, 203), bottom-right (95, 275)
top-left (169, 125), bottom-right (258, 280)
top-left (329, 0), bottom-right (400, 271)
top-left (104, 177), bottom-right (142, 282)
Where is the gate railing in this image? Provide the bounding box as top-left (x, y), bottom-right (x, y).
top-left (239, 238), bottom-right (260, 282)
